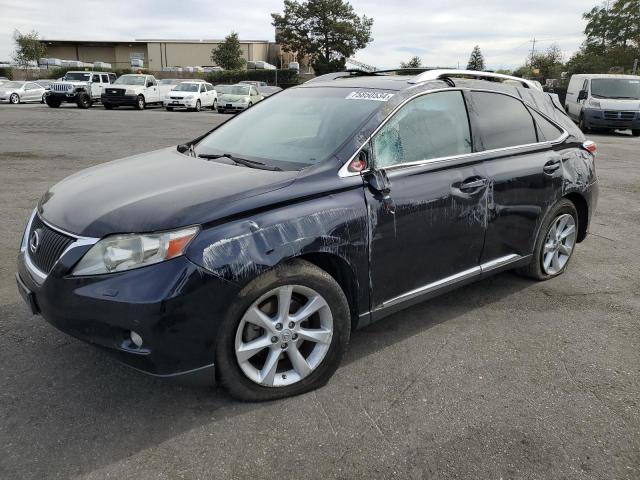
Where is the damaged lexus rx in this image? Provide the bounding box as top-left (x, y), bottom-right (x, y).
top-left (17, 70), bottom-right (598, 401)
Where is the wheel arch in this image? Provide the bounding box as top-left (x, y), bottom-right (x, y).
top-left (563, 192), bottom-right (588, 242)
top-left (297, 252), bottom-right (360, 330)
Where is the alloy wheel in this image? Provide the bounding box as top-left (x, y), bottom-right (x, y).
top-left (542, 213), bottom-right (576, 275)
top-left (235, 285), bottom-right (333, 387)
top-left (10, 93), bottom-right (19, 104)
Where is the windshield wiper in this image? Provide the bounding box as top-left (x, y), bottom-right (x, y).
top-left (198, 153), bottom-right (282, 171)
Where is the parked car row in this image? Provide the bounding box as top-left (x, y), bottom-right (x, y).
top-left (1, 71), bottom-right (276, 113)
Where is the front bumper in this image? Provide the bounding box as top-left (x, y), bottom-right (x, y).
top-left (583, 108), bottom-right (640, 129)
top-left (17, 249), bottom-right (241, 383)
top-left (48, 91), bottom-right (79, 102)
top-left (101, 94), bottom-right (138, 106)
top-left (164, 98), bottom-right (198, 108)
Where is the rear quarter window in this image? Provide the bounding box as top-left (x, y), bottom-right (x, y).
top-left (529, 109), bottom-right (564, 142)
top-left (470, 91), bottom-right (537, 150)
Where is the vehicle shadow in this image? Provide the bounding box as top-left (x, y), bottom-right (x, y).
top-left (0, 270), bottom-right (533, 479)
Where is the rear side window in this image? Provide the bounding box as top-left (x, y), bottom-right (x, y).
top-left (92, 74), bottom-right (100, 82)
top-left (373, 91), bottom-right (472, 167)
top-left (529, 109), bottom-right (564, 142)
top-left (108, 74), bottom-right (116, 83)
top-left (470, 92), bottom-right (537, 150)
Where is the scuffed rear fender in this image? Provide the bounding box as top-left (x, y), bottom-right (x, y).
top-left (185, 188), bottom-right (370, 319)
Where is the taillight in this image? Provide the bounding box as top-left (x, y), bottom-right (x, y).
top-left (582, 141), bottom-right (597, 154)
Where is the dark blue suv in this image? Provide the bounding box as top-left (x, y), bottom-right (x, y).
top-left (17, 70), bottom-right (598, 401)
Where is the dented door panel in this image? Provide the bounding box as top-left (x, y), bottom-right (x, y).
top-left (365, 159), bottom-right (488, 312)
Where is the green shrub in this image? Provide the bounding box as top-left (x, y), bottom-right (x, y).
top-left (0, 66), bottom-right (13, 79)
top-left (204, 69), bottom-right (299, 87)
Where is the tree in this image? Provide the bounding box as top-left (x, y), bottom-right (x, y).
top-left (210, 32), bottom-right (246, 70)
top-left (466, 45), bottom-right (485, 71)
top-left (12, 30), bottom-right (46, 73)
top-left (400, 56), bottom-right (422, 68)
top-left (272, 0), bottom-right (374, 75)
top-left (567, 0), bottom-right (640, 74)
top-left (530, 44), bottom-right (564, 81)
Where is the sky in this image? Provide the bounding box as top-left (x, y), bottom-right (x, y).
top-left (0, 0), bottom-right (591, 70)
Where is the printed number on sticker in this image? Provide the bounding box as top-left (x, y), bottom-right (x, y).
top-left (346, 91), bottom-right (394, 101)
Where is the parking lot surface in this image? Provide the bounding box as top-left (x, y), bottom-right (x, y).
top-left (1, 104), bottom-right (639, 479)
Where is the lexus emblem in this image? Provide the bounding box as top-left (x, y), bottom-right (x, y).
top-left (29, 229), bottom-right (41, 254)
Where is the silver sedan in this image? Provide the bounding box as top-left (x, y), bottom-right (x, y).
top-left (0, 81), bottom-right (47, 104)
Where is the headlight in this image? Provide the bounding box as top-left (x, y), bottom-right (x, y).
top-left (588, 98), bottom-right (601, 108)
top-left (125, 89), bottom-right (136, 95)
top-left (72, 226), bottom-right (199, 276)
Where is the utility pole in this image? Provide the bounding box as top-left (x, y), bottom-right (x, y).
top-left (529, 37), bottom-right (537, 64)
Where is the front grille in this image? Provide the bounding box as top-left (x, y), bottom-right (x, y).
top-left (604, 111), bottom-right (636, 120)
top-left (27, 215), bottom-right (75, 274)
top-left (170, 96), bottom-right (184, 100)
top-left (104, 88), bottom-right (125, 96)
top-left (51, 83), bottom-right (72, 92)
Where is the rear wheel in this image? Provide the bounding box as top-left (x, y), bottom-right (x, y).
top-left (135, 95), bottom-right (145, 110)
top-left (103, 103), bottom-right (114, 110)
top-left (632, 129), bottom-right (640, 137)
top-left (9, 93), bottom-right (19, 104)
top-left (217, 109), bottom-right (224, 114)
top-left (517, 199), bottom-right (578, 281)
top-left (216, 260), bottom-right (350, 401)
top-left (194, 100), bottom-right (201, 112)
top-left (212, 99), bottom-right (218, 110)
top-left (166, 107), bottom-right (173, 111)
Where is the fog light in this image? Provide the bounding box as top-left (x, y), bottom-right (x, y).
top-left (130, 331), bottom-right (143, 348)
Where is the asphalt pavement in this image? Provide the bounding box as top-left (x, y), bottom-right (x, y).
top-left (0, 103), bottom-right (638, 479)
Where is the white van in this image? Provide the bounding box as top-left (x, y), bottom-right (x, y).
top-left (565, 74), bottom-right (640, 136)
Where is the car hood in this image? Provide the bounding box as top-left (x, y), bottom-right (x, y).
top-left (39, 147), bottom-right (299, 238)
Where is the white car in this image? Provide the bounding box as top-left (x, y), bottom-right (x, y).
top-left (0, 81), bottom-right (47, 104)
top-left (101, 74), bottom-right (162, 110)
top-left (164, 81), bottom-right (218, 112)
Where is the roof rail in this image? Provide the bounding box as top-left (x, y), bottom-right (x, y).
top-left (408, 69), bottom-right (541, 90)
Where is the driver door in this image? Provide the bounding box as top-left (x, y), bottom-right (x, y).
top-left (145, 77), bottom-right (159, 103)
top-left (364, 90), bottom-right (488, 318)
top-left (90, 74), bottom-right (102, 98)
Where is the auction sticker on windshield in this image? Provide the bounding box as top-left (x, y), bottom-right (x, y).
top-left (346, 91), bottom-right (394, 101)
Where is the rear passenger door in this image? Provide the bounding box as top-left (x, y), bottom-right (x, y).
top-left (466, 91), bottom-right (565, 265)
top-left (145, 76), bottom-right (160, 103)
top-left (365, 90), bottom-right (489, 317)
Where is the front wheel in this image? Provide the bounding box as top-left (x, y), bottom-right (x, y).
top-left (215, 260), bottom-right (350, 401)
top-left (194, 99), bottom-right (201, 112)
top-left (41, 93), bottom-right (46, 104)
top-left (578, 114), bottom-right (589, 133)
top-left (46, 97), bottom-right (61, 108)
top-left (517, 199), bottom-right (578, 280)
top-left (212, 99), bottom-right (218, 110)
top-left (632, 129), bottom-right (640, 137)
top-left (165, 107), bottom-right (173, 111)
top-left (77, 93), bottom-right (91, 109)
top-left (135, 95), bottom-right (145, 110)
top-left (9, 93), bottom-right (19, 104)
top-left (103, 103), bottom-right (114, 110)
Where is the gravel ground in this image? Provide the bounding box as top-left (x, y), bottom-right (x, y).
top-left (0, 103), bottom-right (638, 480)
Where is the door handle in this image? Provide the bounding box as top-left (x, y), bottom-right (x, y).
top-left (543, 158), bottom-right (561, 174)
top-left (459, 177), bottom-right (488, 193)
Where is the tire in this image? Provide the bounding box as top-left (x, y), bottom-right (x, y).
top-left (77, 93), bottom-right (91, 109)
top-left (135, 95), bottom-right (145, 110)
top-left (46, 97), bottom-right (61, 108)
top-left (578, 113), bottom-right (589, 133)
top-left (166, 107), bottom-right (173, 111)
top-left (217, 109), bottom-right (224, 114)
top-left (103, 103), bottom-right (113, 110)
top-left (212, 99), bottom-right (218, 110)
top-left (216, 259), bottom-right (351, 401)
top-left (41, 93), bottom-right (46, 104)
top-left (194, 100), bottom-right (201, 112)
top-left (9, 93), bottom-right (19, 104)
top-left (516, 199), bottom-right (579, 281)
top-left (632, 130), bottom-right (640, 137)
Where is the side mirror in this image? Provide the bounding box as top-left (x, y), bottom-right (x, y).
top-left (577, 90), bottom-right (587, 101)
top-left (364, 169), bottom-right (391, 194)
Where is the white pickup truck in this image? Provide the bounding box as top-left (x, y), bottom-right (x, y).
top-left (101, 74), bottom-right (163, 110)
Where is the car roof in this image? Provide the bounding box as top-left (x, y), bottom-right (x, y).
top-left (570, 73), bottom-right (640, 80)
